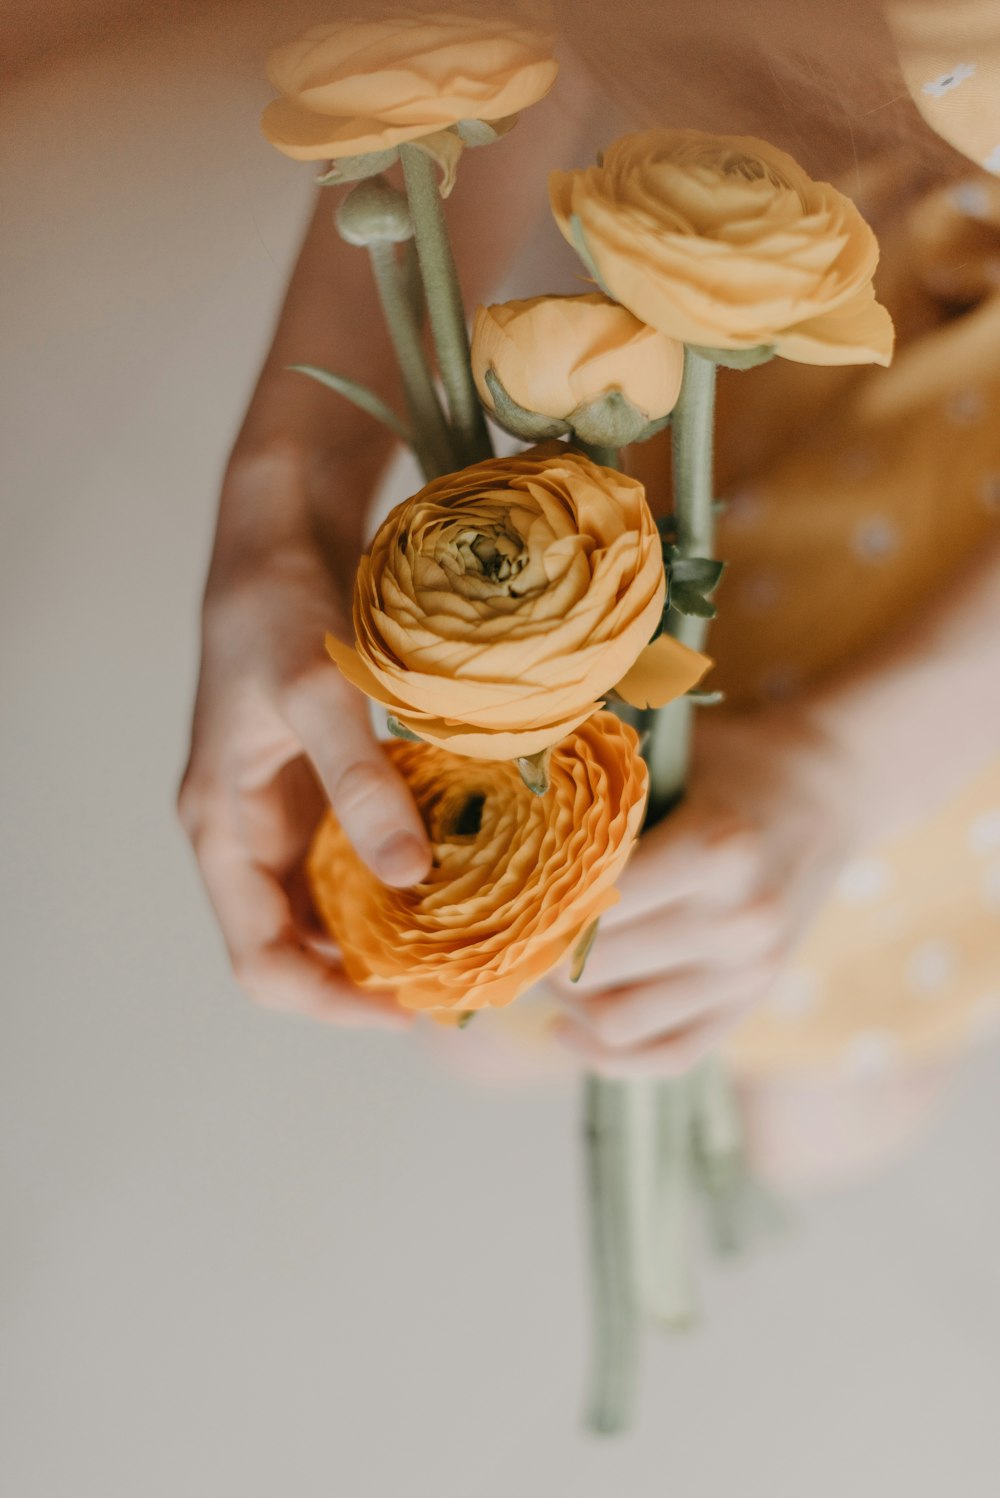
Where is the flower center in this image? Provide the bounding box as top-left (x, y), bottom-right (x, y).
top-left (453, 525), bottom-right (527, 586)
top-left (718, 149), bottom-right (787, 190)
top-left (451, 792), bottom-right (486, 838)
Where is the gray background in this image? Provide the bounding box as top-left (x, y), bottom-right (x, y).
top-left (3, 17), bottom-right (999, 1496)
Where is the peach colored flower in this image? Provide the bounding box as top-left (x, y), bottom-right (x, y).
top-left (261, 11), bottom-right (558, 163)
top-left (325, 448), bottom-right (710, 760)
top-left (307, 712), bottom-right (648, 1013)
top-left (471, 292), bottom-right (684, 439)
top-left (551, 130), bottom-right (894, 366)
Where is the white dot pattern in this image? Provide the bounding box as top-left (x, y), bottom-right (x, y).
top-left (968, 810), bottom-right (1000, 853)
top-left (836, 858), bottom-right (892, 905)
top-left (842, 1030), bottom-right (901, 1080)
top-left (853, 515), bottom-right (899, 562)
top-left (905, 939), bottom-right (959, 996)
top-left (769, 969), bottom-right (821, 1018)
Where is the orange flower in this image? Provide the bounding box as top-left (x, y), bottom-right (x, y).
top-left (551, 130), bottom-right (894, 366)
top-left (325, 448), bottom-right (710, 760)
top-left (307, 712), bottom-right (648, 1013)
top-left (471, 292), bottom-right (684, 443)
top-left (262, 12), bottom-right (558, 164)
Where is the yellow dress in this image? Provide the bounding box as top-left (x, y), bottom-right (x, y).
top-left (713, 0), bottom-right (1000, 1077)
top-left (430, 3), bottom-right (1000, 1084)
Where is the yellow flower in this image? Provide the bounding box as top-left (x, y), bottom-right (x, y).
top-left (307, 712), bottom-right (648, 1013)
top-left (551, 130), bottom-right (894, 366)
top-left (325, 448), bottom-right (709, 760)
top-left (471, 292), bottom-right (684, 442)
top-left (262, 11), bottom-right (558, 163)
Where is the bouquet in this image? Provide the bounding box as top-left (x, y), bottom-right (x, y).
top-left (260, 8), bottom-right (893, 1432)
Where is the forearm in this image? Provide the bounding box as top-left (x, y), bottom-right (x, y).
top-left (216, 191), bottom-right (401, 579)
top-left (808, 530), bottom-right (1000, 846)
top-left (214, 64), bottom-right (601, 573)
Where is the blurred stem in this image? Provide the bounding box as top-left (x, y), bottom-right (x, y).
top-left (583, 1077), bottom-right (639, 1434)
top-left (367, 240), bottom-right (456, 479)
top-left (691, 1060), bottom-right (753, 1257)
top-left (646, 1075), bottom-right (699, 1326)
top-left (398, 145), bottom-right (493, 466)
top-left (641, 348), bottom-right (724, 1328)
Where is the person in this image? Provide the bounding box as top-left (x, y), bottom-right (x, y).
top-left (178, 0), bottom-right (1000, 1149)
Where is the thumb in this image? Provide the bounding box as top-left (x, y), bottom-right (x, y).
top-left (282, 666), bottom-right (432, 887)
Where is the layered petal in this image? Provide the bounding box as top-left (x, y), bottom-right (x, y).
top-left (327, 448), bottom-right (710, 760)
top-left (551, 130), bottom-right (894, 367)
top-left (307, 713), bottom-right (648, 1013)
top-left (262, 13), bottom-right (558, 162)
top-left (472, 293), bottom-right (684, 422)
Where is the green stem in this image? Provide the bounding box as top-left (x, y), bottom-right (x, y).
top-left (367, 240), bottom-right (456, 480)
top-left (646, 1076), bottom-right (699, 1327)
top-left (691, 1060), bottom-right (752, 1257)
top-left (579, 439), bottom-right (641, 1432)
top-left (577, 441), bottom-right (620, 470)
top-left (645, 347), bottom-right (717, 820)
top-left (583, 1077), bottom-right (639, 1435)
top-left (399, 144), bottom-right (493, 466)
top-left (640, 348), bottom-right (722, 1329)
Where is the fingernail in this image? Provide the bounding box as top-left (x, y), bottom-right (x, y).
top-left (375, 832), bottom-right (430, 886)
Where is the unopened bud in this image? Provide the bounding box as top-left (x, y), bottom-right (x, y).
top-left (335, 176), bottom-right (414, 247)
top-left (568, 390), bottom-right (666, 448)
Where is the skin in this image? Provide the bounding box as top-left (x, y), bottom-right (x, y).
top-left (179, 67), bottom-right (1000, 1075)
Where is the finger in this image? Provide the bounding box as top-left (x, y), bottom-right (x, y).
top-left (234, 942), bottom-right (411, 1029)
top-left (281, 670), bottom-right (431, 888)
top-left (554, 998), bottom-right (754, 1079)
top-left (194, 824), bottom-right (410, 1028)
top-left (558, 899), bottom-right (781, 995)
top-left (559, 963), bottom-right (769, 1049)
top-left (601, 806), bottom-right (758, 931)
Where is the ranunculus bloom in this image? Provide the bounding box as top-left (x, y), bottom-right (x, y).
top-left (307, 712), bottom-right (648, 1013)
top-left (325, 448), bottom-right (710, 760)
top-left (471, 292), bottom-right (684, 424)
top-left (551, 130), bottom-right (895, 366)
top-left (262, 12), bottom-right (558, 162)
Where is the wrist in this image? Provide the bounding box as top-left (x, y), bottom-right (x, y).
top-left (763, 696), bottom-right (871, 859)
top-left (794, 673), bottom-right (923, 855)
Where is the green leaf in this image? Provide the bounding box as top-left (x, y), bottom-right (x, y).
top-left (670, 557), bottom-right (725, 592)
top-left (670, 588), bottom-right (717, 619)
top-left (569, 215), bottom-right (610, 294)
top-left (570, 919), bottom-right (601, 983)
top-left (287, 366), bottom-right (413, 445)
top-left (689, 343), bottom-right (777, 371)
top-left (386, 715), bottom-right (422, 742)
top-left (484, 368), bottom-right (568, 440)
top-left (315, 147), bottom-right (401, 186)
top-left (516, 749), bottom-right (551, 796)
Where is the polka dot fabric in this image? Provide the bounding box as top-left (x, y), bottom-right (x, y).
top-left (627, 10), bottom-right (1000, 1077)
top-left (886, 0), bottom-right (1000, 177)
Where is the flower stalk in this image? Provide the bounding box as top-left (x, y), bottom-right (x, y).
top-left (640, 345), bottom-right (744, 1325)
top-left (583, 1077), bottom-right (639, 1434)
top-left (645, 347), bottom-right (717, 814)
top-left (399, 144), bottom-right (494, 465)
top-left (367, 239), bottom-right (457, 479)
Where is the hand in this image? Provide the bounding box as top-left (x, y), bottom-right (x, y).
top-left (178, 454), bottom-right (431, 1025)
top-left (552, 703), bottom-right (858, 1076)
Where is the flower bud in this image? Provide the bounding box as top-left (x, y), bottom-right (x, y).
top-left (335, 175), bottom-right (413, 246)
top-left (472, 293), bottom-right (683, 443)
